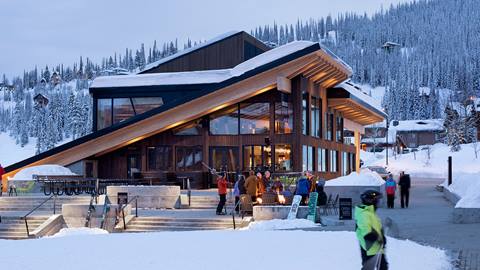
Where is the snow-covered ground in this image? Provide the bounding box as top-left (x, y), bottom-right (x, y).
top-left (0, 132), bottom-right (71, 167)
top-left (50, 227), bottom-right (108, 238)
top-left (242, 219), bottom-right (319, 231)
top-left (443, 173), bottom-right (480, 208)
top-left (325, 168), bottom-right (385, 186)
top-left (362, 143), bottom-right (480, 178)
top-left (0, 230), bottom-right (451, 270)
top-left (12, 164), bottom-right (76, 180)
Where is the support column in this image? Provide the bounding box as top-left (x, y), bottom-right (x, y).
top-left (355, 130), bottom-right (361, 174)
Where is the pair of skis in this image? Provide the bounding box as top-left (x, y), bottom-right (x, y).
top-left (287, 192), bottom-right (319, 221)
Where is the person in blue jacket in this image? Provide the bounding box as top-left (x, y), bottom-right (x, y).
top-left (296, 172), bottom-right (311, 205)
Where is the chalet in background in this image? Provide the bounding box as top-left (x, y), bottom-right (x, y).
top-left (2, 31), bottom-right (386, 188)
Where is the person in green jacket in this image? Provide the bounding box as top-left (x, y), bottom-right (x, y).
top-left (355, 190), bottom-right (389, 270)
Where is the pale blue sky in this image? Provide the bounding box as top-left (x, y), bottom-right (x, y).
top-left (0, 0), bottom-right (413, 78)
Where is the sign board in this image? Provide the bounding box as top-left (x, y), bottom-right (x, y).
top-left (287, 195), bottom-right (302, 219)
top-left (339, 198), bottom-right (352, 220)
top-left (117, 192), bottom-right (128, 205)
top-left (306, 192), bottom-right (319, 222)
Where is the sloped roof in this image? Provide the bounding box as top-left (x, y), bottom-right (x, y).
top-left (139, 31), bottom-right (243, 74)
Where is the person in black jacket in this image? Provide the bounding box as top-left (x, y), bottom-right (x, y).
top-left (398, 171), bottom-right (411, 208)
top-left (316, 181), bottom-right (328, 206)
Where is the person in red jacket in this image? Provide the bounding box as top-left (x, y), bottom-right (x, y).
top-left (0, 163), bottom-right (4, 196)
top-left (216, 173), bottom-right (228, 215)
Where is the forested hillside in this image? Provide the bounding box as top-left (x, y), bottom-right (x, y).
top-left (1, 0), bottom-right (479, 158)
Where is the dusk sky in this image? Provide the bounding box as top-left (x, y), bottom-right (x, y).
top-left (0, 0), bottom-right (413, 79)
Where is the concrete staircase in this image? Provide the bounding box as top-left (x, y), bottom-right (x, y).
top-left (122, 216), bottom-right (234, 232)
top-left (0, 196), bottom-right (91, 212)
top-left (189, 195), bottom-right (234, 209)
top-left (0, 216), bottom-right (49, 240)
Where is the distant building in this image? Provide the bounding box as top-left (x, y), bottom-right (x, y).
top-left (392, 119), bottom-right (444, 148)
top-left (33, 93), bottom-right (49, 108)
top-left (50, 71), bottom-right (62, 85)
top-left (0, 83), bottom-right (14, 92)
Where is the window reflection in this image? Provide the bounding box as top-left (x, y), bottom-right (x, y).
top-left (302, 145), bottom-right (314, 172)
top-left (173, 120), bottom-right (202, 135)
top-left (209, 105), bottom-right (239, 135)
top-left (132, 97), bottom-right (164, 115)
top-left (275, 94), bottom-right (293, 134)
top-left (113, 98), bottom-right (135, 124)
top-left (274, 144), bottom-right (292, 171)
top-left (311, 97), bottom-right (321, 137)
top-left (318, 148), bottom-right (328, 172)
top-left (240, 103), bottom-right (270, 134)
top-left (176, 146), bottom-right (202, 171)
top-left (243, 145), bottom-right (272, 171)
top-left (97, 99), bottom-right (112, 130)
top-left (147, 146), bottom-right (172, 171)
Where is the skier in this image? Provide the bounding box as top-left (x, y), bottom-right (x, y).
top-left (385, 174), bottom-right (396, 209)
top-left (295, 172), bottom-right (311, 206)
top-left (398, 171), bottom-right (411, 208)
top-left (355, 190), bottom-right (389, 270)
top-left (216, 173), bottom-right (228, 215)
top-left (244, 170), bottom-right (258, 202)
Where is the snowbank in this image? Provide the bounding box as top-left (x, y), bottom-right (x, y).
top-left (12, 165), bottom-right (76, 181)
top-left (0, 231), bottom-right (451, 270)
top-left (325, 169), bottom-right (385, 186)
top-left (50, 228), bottom-right (109, 238)
top-left (363, 143), bottom-right (480, 178)
top-left (242, 219), bottom-right (318, 231)
top-left (444, 173), bottom-right (480, 208)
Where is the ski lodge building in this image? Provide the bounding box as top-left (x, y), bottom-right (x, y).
top-left (2, 31), bottom-right (386, 188)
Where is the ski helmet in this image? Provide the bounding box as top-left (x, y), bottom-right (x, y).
top-left (360, 190), bottom-right (383, 206)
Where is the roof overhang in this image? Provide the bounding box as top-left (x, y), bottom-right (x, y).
top-left (2, 43), bottom-right (351, 180)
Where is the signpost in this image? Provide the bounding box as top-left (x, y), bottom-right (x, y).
top-left (117, 192), bottom-right (128, 205)
top-left (306, 192), bottom-right (319, 222)
top-left (339, 198), bottom-right (353, 220)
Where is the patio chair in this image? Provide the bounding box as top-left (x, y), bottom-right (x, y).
top-left (323, 194), bottom-right (333, 215)
top-left (330, 194), bottom-right (340, 215)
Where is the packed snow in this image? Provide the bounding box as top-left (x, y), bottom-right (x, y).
top-left (325, 169), bottom-right (385, 186)
top-left (92, 41), bottom-right (316, 88)
top-left (362, 143), bottom-right (480, 178)
top-left (443, 173), bottom-right (480, 208)
top-left (242, 219), bottom-right (319, 231)
top-left (335, 81), bottom-right (385, 114)
top-left (0, 230), bottom-right (451, 270)
top-left (12, 165), bottom-right (76, 180)
top-left (50, 228), bottom-right (108, 238)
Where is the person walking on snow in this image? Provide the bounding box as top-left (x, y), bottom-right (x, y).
top-left (398, 171), bottom-right (411, 208)
top-left (355, 190), bottom-right (389, 270)
top-left (385, 174), bottom-right (397, 209)
top-left (233, 175), bottom-right (244, 213)
top-left (216, 173), bottom-right (228, 215)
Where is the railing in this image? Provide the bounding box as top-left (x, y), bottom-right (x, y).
top-left (22, 194), bottom-right (57, 237)
top-left (230, 199), bottom-right (242, 230)
top-left (119, 195), bottom-right (139, 230)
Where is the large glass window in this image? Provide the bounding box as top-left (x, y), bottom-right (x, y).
top-left (97, 99), bottom-right (112, 130)
top-left (210, 147), bottom-right (238, 172)
top-left (275, 94), bottom-right (293, 134)
top-left (113, 98), bottom-right (135, 124)
top-left (209, 105), bottom-right (239, 135)
top-left (243, 145), bottom-right (272, 171)
top-left (239, 103), bottom-right (270, 134)
top-left (330, 150), bottom-right (338, 172)
top-left (336, 116), bottom-right (344, 142)
top-left (132, 97), bottom-right (164, 115)
top-left (302, 145), bottom-right (314, 172)
top-left (147, 146), bottom-right (172, 171)
top-left (342, 152), bottom-right (349, 175)
top-left (325, 112), bottom-right (334, 140)
top-left (173, 120), bottom-right (202, 135)
top-left (311, 97), bottom-right (321, 137)
top-left (302, 93), bottom-right (309, 135)
top-left (318, 148), bottom-right (328, 172)
top-left (176, 146), bottom-right (202, 171)
top-left (274, 144), bottom-right (292, 171)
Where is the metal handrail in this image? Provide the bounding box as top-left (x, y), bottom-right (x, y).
top-left (84, 192), bottom-right (96, 228)
top-left (100, 196), bottom-right (111, 230)
top-left (120, 195), bottom-right (139, 230)
top-left (22, 194), bottom-right (57, 237)
top-left (230, 199), bottom-right (242, 230)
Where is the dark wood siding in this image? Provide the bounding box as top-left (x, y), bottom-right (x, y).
top-left (141, 32), bottom-right (270, 74)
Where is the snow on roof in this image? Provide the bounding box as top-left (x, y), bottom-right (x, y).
top-left (91, 41), bottom-right (316, 89)
top-left (140, 31), bottom-right (243, 73)
top-left (325, 168), bottom-right (385, 186)
top-left (12, 164), bottom-right (76, 181)
top-left (336, 81), bottom-right (384, 114)
top-left (392, 119), bottom-right (444, 132)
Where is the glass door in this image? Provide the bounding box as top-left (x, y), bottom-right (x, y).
top-left (127, 154), bottom-right (141, 179)
top-left (209, 147), bottom-right (239, 172)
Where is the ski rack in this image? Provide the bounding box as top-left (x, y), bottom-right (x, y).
top-left (84, 192), bottom-right (96, 228)
top-left (99, 196), bottom-right (111, 230)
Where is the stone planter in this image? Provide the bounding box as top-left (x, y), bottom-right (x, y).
top-left (324, 184), bottom-right (386, 207)
top-left (106, 185), bottom-right (181, 209)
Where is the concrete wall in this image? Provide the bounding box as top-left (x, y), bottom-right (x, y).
top-left (253, 206), bottom-right (323, 223)
top-left (30, 214), bottom-right (66, 238)
top-left (106, 186), bottom-right (180, 209)
top-left (324, 184), bottom-right (386, 207)
top-left (443, 187), bottom-right (480, 224)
